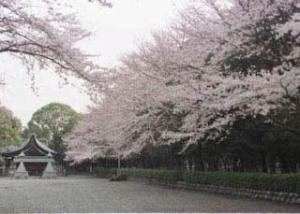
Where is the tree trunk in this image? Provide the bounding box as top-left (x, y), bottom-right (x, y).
top-left (261, 153), bottom-right (268, 173)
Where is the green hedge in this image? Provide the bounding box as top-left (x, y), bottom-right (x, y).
top-left (117, 168), bottom-right (182, 184)
top-left (116, 168), bottom-right (300, 194)
top-left (95, 167), bottom-right (117, 178)
top-left (183, 171), bottom-right (300, 194)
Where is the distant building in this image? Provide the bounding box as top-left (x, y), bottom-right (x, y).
top-left (1, 135), bottom-right (57, 178)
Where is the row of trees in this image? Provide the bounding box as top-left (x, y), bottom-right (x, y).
top-left (120, 111), bottom-right (300, 174)
top-left (66, 0), bottom-right (300, 173)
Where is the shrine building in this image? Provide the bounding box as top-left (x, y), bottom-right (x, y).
top-left (1, 135), bottom-right (57, 178)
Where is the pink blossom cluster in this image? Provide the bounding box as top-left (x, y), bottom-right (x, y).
top-left (66, 0), bottom-right (300, 162)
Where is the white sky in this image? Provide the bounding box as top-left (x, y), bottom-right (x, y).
top-left (0, 0), bottom-right (186, 125)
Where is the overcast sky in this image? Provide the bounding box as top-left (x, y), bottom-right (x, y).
top-left (0, 0), bottom-right (186, 125)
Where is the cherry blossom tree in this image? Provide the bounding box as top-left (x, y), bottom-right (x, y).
top-left (90, 0), bottom-right (113, 8)
top-left (0, 0), bottom-right (101, 85)
top-left (66, 0), bottom-right (300, 162)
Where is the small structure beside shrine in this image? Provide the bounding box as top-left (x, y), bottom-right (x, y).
top-left (1, 135), bottom-right (57, 178)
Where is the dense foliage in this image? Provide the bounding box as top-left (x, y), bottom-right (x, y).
top-left (27, 103), bottom-right (80, 155)
top-left (0, 106), bottom-right (21, 148)
top-left (118, 111), bottom-right (300, 173)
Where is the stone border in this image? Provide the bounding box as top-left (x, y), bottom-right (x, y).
top-left (128, 177), bottom-right (300, 205)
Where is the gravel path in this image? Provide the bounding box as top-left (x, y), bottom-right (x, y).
top-left (0, 176), bottom-right (299, 213)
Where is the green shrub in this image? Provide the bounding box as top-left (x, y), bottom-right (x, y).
top-left (95, 167), bottom-right (117, 178)
top-left (183, 171), bottom-right (300, 194)
top-left (116, 168), bottom-right (300, 194)
top-left (117, 168), bottom-right (182, 184)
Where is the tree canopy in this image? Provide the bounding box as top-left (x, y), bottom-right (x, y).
top-left (27, 103), bottom-right (80, 143)
top-left (0, 106), bottom-right (21, 148)
top-left (66, 0), bottom-right (300, 163)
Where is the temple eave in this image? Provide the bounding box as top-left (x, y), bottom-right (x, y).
top-left (14, 156), bottom-right (54, 163)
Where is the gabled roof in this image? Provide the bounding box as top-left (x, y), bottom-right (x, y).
top-left (1, 135), bottom-right (57, 157)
